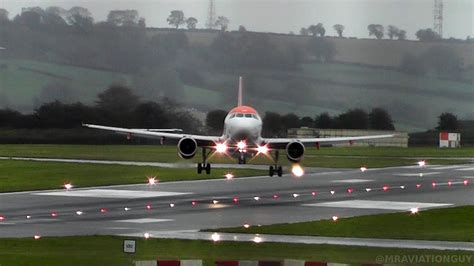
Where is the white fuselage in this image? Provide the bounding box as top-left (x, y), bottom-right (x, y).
top-left (222, 107), bottom-right (263, 146)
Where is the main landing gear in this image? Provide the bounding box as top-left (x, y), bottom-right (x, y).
top-left (269, 150), bottom-right (283, 177)
top-left (197, 147), bottom-right (211, 174)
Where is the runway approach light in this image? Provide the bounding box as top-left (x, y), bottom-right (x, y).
top-left (64, 183), bottom-right (73, 190)
top-left (225, 173), bottom-right (234, 180)
top-left (410, 207), bottom-right (419, 214)
top-left (418, 160), bottom-right (426, 167)
top-left (291, 164), bottom-right (304, 177)
top-left (211, 233), bottom-right (220, 242)
top-left (144, 232), bottom-right (150, 239)
top-left (253, 236), bottom-right (263, 243)
top-left (34, 235), bottom-right (41, 240)
top-left (332, 216), bottom-right (339, 222)
top-left (148, 177), bottom-right (157, 185)
top-left (360, 167), bottom-right (368, 172)
top-left (256, 145), bottom-right (269, 155)
top-left (215, 143), bottom-right (227, 153)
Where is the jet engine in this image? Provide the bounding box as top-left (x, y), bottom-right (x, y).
top-left (178, 137), bottom-right (198, 159)
top-left (286, 141), bottom-right (305, 162)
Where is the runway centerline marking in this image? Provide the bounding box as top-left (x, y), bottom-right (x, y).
top-left (396, 172), bottom-right (440, 176)
top-left (332, 179), bottom-right (373, 183)
top-left (114, 218), bottom-right (174, 224)
top-left (303, 200), bottom-right (452, 210)
top-left (430, 166), bottom-right (463, 170)
top-left (33, 189), bottom-right (192, 199)
top-left (456, 167), bottom-right (474, 171)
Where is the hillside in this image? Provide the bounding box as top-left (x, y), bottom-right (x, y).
top-left (1, 58), bottom-right (472, 132)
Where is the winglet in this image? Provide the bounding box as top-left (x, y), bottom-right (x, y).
top-left (238, 76), bottom-right (243, 107)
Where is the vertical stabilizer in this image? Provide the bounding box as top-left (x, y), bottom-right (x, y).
top-left (238, 76), bottom-right (243, 106)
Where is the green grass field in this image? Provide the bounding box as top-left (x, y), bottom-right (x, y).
top-left (0, 144), bottom-right (471, 168)
top-left (0, 160), bottom-right (265, 192)
top-left (0, 236), bottom-right (471, 266)
top-left (214, 206), bottom-right (474, 242)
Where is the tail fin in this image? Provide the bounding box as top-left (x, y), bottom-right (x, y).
top-left (237, 76), bottom-right (243, 106)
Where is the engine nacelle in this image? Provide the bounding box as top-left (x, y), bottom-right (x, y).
top-left (178, 137), bottom-right (198, 159)
top-left (286, 141), bottom-right (305, 162)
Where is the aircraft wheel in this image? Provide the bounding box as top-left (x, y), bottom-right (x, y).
top-left (277, 166), bottom-right (283, 177)
top-left (205, 163), bottom-right (211, 174)
top-left (197, 163), bottom-right (202, 174)
top-left (269, 166), bottom-right (274, 177)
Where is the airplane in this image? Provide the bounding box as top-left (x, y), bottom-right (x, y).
top-left (84, 77), bottom-right (394, 177)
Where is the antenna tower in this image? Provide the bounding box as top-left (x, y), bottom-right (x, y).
top-left (434, 0), bottom-right (443, 37)
top-left (206, 0), bottom-right (216, 29)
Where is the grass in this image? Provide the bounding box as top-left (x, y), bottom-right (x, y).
top-left (0, 236), bottom-right (472, 266)
top-left (0, 160), bottom-right (265, 192)
top-left (213, 206), bottom-right (474, 242)
top-left (0, 144), bottom-right (471, 168)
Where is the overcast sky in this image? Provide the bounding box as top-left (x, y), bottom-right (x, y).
top-left (1, 0), bottom-right (472, 39)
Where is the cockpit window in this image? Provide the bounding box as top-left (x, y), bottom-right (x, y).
top-left (244, 114), bottom-right (252, 118)
top-left (229, 113), bottom-right (235, 119)
top-left (236, 113), bottom-right (244, 117)
top-left (252, 114), bottom-right (259, 119)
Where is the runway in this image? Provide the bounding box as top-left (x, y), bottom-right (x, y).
top-left (0, 161), bottom-right (473, 250)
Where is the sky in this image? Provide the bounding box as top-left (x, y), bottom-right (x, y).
top-left (1, 0), bottom-right (472, 39)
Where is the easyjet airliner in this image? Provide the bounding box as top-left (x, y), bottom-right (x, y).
top-left (84, 77), bottom-right (393, 177)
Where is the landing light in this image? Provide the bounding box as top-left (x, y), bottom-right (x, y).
top-left (256, 145), bottom-right (269, 154)
top-left (291, 164), bottom-right (304, 177)
top-left (216, 143), bottom-right (227, 153)
top-left (237, 141), bottom-right (246, 150)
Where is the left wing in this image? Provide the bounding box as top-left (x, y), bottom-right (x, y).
top-left (263, 134), bottom-right (395, 148)
top-left (83, 124), bottom-right (221, 146)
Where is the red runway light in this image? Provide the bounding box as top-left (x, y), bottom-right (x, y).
top-left (416, 184), bottom-right (422, 189)
top-left (51, 212), bottom-right (58, 217)
top-left (432, 182), bottom-right (437, 188)
top-left (146, 204), bottom-right (152, 210)
top-left (100, 208), bottom-right (108, 213)
top-left (347, 188), bottom-right (353, 193)
top-left (311, 191), bottom-right (317, 196)
top-left (191, 201), bottom-right (197, 206)
top-left (273, 194), bottom-right (279, 199)
top-left (0, 216), bottom-right (5, 221)
top-left (382, 185), bottom-right (389, 192)
top-left (464, 180), bottom-right (469, 186)
top-left (448, 181), bottom-right (453, 186)
top-left (233, 197), bottom-right (239, 203)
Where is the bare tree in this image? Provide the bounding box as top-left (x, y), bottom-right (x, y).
top-left (215, 16), bottom-right (229, 31)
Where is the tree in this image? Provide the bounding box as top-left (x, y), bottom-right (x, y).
top-left (96, 85), bottom-right (140, 114)
top-left (314, 113), bottom-right (333, 129)
top-left (336, 109), bottom-right (369, 129)
top-left (206, 109), bottom-right (227, 134)
top-left (308, 23), bottom-right (325, 37)
top-left (132, 102), bottom-right (169, 129)
top-left (215, 16), bottom-right (229, 31)
top-left (107, 10), bottom-right (140, 26)
top-left (263, 112), bottom-right (283, 137)
top-left (397, 30), bottom-right (407, 40)
top-left (185, 17), bottom-right (198, 29)
top-left (368, 24), bottom-right (384, 39)
top-left (167, 10), bottom-right (185, 29)
top-left (416, 28), bottom-right (441, 41)
top-left (300, 116), bottom-right (314, 127)
top-left (0, 8), bottom-right (9, 21)
top-left (138, 17), bottom-right (146, 27)
top-left (333, 24), bottom-right (345, 37)
top-left (67, 6), bottom-right (93, 31)
top-left (307, 37), bottom-right (336, 62)
top-left (238, 25), bottom-right (247, 32)
top-left (300, 27), bottom-right (309, 35)
top-left (437, 113), bottom-right (458, 131)
top-left (387, 25), bottom-right (400, 40)
top-left (45, 6), bottom-right (67, 17)
top-left (368, 108), bottom-right (395, 130)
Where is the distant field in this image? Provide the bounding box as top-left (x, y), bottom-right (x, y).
top-left (0, 160), bottom-right (264, 192)
top-left (0, 145), bottom-right (471, 169)
top-left (214, 206), bottom-right (474, 242)
top-left (0, 236), bottom-right (471, 266)
top-left (2, 58), bottom-right (473, 131)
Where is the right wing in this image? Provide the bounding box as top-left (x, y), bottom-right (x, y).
top-left (83, 124), bottom-right (221, 146)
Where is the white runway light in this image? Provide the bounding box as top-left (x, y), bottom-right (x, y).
top-left (34, 235), bottom-right (41, 240)
top-left (418, 160), bottom-right (426, 167)
top-left (147, 176), bottom-right (157, 185)
top-left (243, 224), bottom-right (250, 228)
top-left (64, 183), bottom-right (73, 190)
top-left (410, 207), bottom-right (419, 214)
top-left (332, 216), bottom-right (339, 221)
top-left (144, 232), bottom-right (150, 239)
top-left (253, 235), bottom-right (263, 243)
top-left (225, 173), bottom-right (234, 180)
top-left (75, 210), bottom-right (83, 216)
top-left (211, 232), bottom-right (220, 242)
top-left (360, 167), bottom-right (367, 172)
